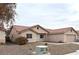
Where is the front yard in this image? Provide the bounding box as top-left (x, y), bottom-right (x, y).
top-left (0, 42), bottom-right (79, 55)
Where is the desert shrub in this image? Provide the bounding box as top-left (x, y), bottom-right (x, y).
top-left (15, 37), bottom-right (28, 45)
top-left (58, 41), bottom-right (64, 43)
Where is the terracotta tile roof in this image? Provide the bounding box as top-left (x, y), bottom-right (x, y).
top-left (13, 25), bottom-right (49, 34)
top-left (46, 27), bottom-right (75, 34)
top-left (13, 25), bottom-right (30, 32)
top-left (11, 25), bottom-right (77, 35)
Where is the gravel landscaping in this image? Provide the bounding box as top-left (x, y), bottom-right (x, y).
top-left (0, 42), bottom-right (79, 55)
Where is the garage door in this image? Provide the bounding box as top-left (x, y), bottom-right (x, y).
top-left (66, 34), bottom-right (76, 42)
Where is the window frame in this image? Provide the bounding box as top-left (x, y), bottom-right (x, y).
top-left (26, 34), bottom-right (32, 38)
top-left (40, 34), bottom-right (44, 38)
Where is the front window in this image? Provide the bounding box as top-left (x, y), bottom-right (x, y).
top-left (40, 34), bottom-right (44, 38)
top-left (26, 34), bottom-right (32, 38)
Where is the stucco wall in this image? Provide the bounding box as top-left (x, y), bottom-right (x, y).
top-left (19, 30), bottom-right (47, 42)
top-left (0, 31), bottom-right (5, 43)
top-left (20, 30), bottom-right (39, 42)
top-left (47, 34), bottom-right (64, 42)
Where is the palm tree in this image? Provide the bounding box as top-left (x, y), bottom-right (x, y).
top-left (0, 3), bottom-right (16, 28)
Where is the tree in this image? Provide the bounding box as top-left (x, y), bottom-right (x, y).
top-left (0, 3), bottom-right (16, 42)
top-left (0, 3), bottom-right (16, 28)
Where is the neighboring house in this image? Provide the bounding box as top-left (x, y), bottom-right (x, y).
top-left (0, 28), bottom-right (5, 44)
top-left (47, 27), bottom-right (78, 42)
top-left (9, 25), bottom-right (78, 43)
top-left (9, 25), bottom-right (49, 42)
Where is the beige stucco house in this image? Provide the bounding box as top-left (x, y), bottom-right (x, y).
top-left (9, 25), bottom-right (78, 43)
top-left (9, 25), bottom-right (49, 42)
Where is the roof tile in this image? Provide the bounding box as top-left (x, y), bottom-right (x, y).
top-left (46, 27), bottom-right (73, 34)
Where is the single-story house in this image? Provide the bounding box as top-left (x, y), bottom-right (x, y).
top-left (9, 25), bottom-right (78, 43)
top-left (47, 27), bottom-right (78, 42)
top-left (9, 25), bottom-right (49, 42)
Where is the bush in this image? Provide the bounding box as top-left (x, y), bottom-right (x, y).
top-left (15, 37), bottom-right (28, 45)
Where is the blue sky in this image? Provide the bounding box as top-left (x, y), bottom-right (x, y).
top-left (15, 3), bottom-right (79, 30)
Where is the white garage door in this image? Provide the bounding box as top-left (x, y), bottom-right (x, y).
top-left (66, 34), bottom-right (76, 42)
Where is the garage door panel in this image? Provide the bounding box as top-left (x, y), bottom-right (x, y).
top-left (66, 34), bottom-right (76, 42)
